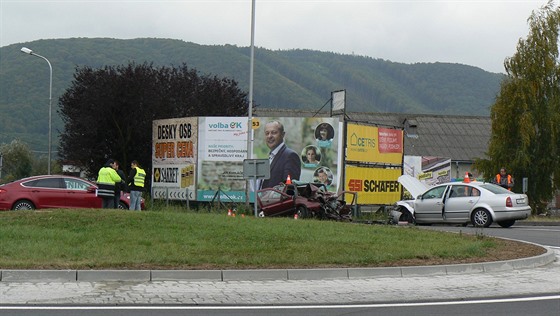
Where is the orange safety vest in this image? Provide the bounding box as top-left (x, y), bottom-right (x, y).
top-left (496, 174), bottom-right (512, 191)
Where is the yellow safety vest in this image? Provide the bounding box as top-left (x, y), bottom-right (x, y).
top-left (134, 167), bottom-right (146, 187)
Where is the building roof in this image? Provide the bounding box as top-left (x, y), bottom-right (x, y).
top-left (254, 108), bottom-right (491, 162)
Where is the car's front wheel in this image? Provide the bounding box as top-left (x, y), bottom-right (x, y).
top-left (12, 200), bottom-right (35, 210)
top-left (397, 206), bottom-right (415, 224)
top-left (497, 219), bottom-right (516, 228)
top-left (118, 201), bottom-right (128, 210)
top-left (471, 209), bottom-right (492, 227)
top-left (295, 206), bottom-right (308, 219)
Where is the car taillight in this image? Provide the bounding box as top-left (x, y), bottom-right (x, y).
top-left (506, 196), bottom-right (513, 207)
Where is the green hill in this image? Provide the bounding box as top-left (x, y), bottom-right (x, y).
top-left (0, 38), bottom-right (504, 153)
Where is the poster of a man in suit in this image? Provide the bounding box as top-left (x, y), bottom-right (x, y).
top-left (254, 117), bottom-right (339, 190)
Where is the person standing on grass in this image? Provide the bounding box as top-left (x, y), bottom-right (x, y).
top-left (127, 160), bottom-right (146, 211)
top-left (113, 160), bottom-right (127, 208)
top-left (96, 159), bottom-right (122, 209)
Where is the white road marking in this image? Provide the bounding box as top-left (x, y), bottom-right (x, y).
top-left (1, 295), bottom-right (559, 310)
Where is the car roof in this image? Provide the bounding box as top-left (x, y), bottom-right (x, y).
top-left (18, 175), bottom-right (69, 180)
top-left (7, 174), bottom-right (92, 184)
top-left (398, 175), bottom-right (491, 197)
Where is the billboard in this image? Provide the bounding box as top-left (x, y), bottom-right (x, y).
top-left (403, 155), bottom-right (451, 187)
top-left (152, 116), bottom-right (341, 202)
top-left (252, 117), bottom-right (341, 191)
top-left (196, 117), bottom-right (248, 202)
top-left (346, 123), bottom-right (403, 165)
top-left (345, 166), bottom-right (402, 204)
top-left (152, 117), bottom-right (198, 200)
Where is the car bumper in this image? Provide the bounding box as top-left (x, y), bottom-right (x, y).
top-left (0, 201), bottom-right (12, 210)
top-left (492, 207), bottom-right (531, 221)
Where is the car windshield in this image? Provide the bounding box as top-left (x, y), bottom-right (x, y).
top-left (479, 183), bottom-right (512, 194)
top-left (421, 186), bottom-right (447, 199)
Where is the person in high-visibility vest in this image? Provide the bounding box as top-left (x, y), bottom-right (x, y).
top-left (493, 167), bottom-right (514, 191)
top-left (127, 160), bottom-right (146, 211)
top-left (97, 159), bottom-right (122, 208)
top-left (113, 160), bottom-right (127, 208)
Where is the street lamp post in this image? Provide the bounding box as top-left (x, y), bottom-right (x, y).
top-left (248, 0), bottom-right (257, 216)
top-left (20, 47), bottom-right (53, 175)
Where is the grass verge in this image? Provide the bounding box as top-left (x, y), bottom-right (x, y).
top-left (0, 209), bottom-right (546, 270)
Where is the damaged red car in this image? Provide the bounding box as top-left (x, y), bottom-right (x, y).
top-left (256, 182), bottom-right (356, 221)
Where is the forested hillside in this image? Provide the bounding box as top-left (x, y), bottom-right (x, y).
top-left (0, 38), bottom-right (504, 152)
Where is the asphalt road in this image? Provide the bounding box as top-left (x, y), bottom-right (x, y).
top-left (2, 295), bottom-right (559, 316)
top-left (419, 223), bottom-right (560, 247)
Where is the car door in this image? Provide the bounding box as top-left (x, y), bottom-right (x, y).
top-left (63, 177), bottom-right (100, 208)
top-left (413, 185), bottom-right (448, 223)
top-left (443, 184), bottom-right (473, 222)
top-left (25, 177), bottom-right (66, 208)
top-left (257, 188), bottom-right (295, 216)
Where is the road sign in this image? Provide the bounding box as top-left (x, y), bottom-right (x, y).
top-left (243, 159), bottom-right (270, 179)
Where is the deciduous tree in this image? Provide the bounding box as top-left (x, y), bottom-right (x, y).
top-left (0, 139), bottom-right (33, 182)
top-left (476, 1), bottom-right (560, 214)
top-left (58, 63), bottom-right (248, 181)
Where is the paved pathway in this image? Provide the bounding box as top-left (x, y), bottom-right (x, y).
top-left (1, 249), bottom-right (559, 306)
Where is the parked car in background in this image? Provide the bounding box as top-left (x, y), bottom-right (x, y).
top-left (0, 175), bottom-right (145, 210)
top-left (256, 181), bottom-right (356, 221)
top-left (391, 175), bottom-right (531, 228)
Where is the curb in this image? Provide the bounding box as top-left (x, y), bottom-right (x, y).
top-left (0, 246), bottom-right (555, 283)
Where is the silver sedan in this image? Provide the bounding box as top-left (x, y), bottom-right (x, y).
top-left (392, 175), bottom-right (531, 227)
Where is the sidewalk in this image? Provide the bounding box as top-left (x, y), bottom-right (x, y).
top-left (1, 248), bottom-right (558, 305)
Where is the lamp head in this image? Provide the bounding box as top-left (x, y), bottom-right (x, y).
top-left (20, 47), bottom-right (33, 54)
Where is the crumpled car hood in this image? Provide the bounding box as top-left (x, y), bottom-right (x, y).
top-left (397, 175), bottom-right (429, 198)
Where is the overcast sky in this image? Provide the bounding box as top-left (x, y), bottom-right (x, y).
top-left (0, 0), bottom-right (550, 73)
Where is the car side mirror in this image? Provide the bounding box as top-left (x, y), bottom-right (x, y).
top-left (417, 194), bottom-right (423, 200)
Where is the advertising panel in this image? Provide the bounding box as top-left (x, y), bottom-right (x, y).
top-left (196, 117), bottom-right (248, 202)
top-left (252, 117), bottom-right (341, 192)
top-left (152, 117), bottom-right (198, 200)
top-left (152, 116), bottom-right (341, 202)
top-left (346, 123), bottom-right (403, 164)
top-left (345, 166), bottom-right (402, 204)
top-left (404, 155), bottom-right (451, 187)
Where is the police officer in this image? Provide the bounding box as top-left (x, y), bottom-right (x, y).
top-left (97, 159), bottom-right (122, 208)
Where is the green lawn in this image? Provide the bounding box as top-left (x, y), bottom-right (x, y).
top-left (0, 209), bottom-right (520, 269)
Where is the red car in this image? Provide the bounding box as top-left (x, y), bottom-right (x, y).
top-left (0, 175), bottom-right (145, 210)
top-left (256, 182), bottom-right (356, 220)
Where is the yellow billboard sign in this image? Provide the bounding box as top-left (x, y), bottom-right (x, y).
top-left (345, 166), bottom-right (402, 204)
top-left (346, 124), bottom-right (403, 164)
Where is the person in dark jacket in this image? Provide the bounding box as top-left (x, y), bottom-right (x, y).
top-left (113, 160), bottom-right (127, 208)
top-left (127, 160), bottom-right (146, 211)
top-left (260, 120), bottom-right (301, 189)
top-left (493, 167), bottom-right (514, 190)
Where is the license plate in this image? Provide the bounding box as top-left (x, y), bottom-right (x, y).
top-left (516, 198), bottom-right (526, 204)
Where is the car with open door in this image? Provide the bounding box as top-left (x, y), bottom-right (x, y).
top-left (391, 175), bottom-right (531, 227)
